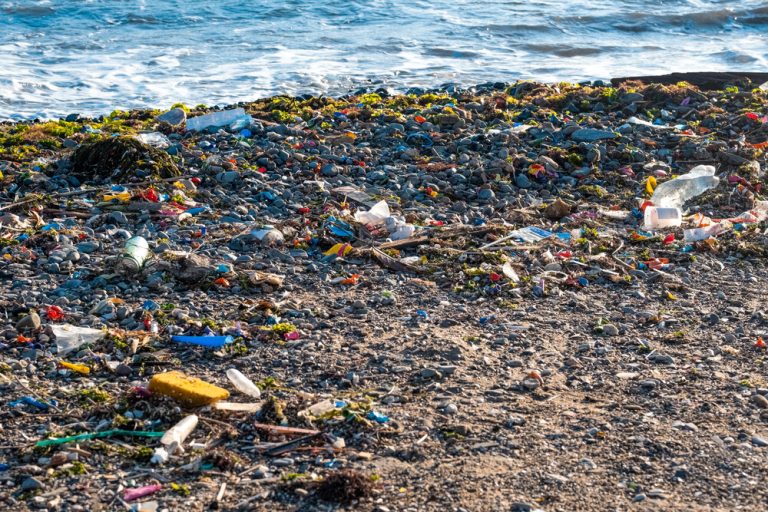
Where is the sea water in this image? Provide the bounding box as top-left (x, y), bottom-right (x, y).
top-left (1, 0), bottom-right (766, 119)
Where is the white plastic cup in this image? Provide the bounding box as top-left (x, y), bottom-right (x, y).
top-left (643, 206), bottom-right (682, 229)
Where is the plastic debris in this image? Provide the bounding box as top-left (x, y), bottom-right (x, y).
top-left (151, 414), bottom-right (198, 464)
top-left (134, 132), bottom-right (171, 148)
top-left (650, 165), bottom-right (719, 209)
top-left (213, 401), bottom-right (262, 413)
top-left (35, 429), bottom-right (164, 448)
top-left (117, 236), bottom-right (150, 273)
top-left (171, 335), bottom-right (233, 348)
top-left (124, 484), bottom-right (162, 502)
top-left (51, 324), bottom-right (104, 356)
top-left (185, 108), bottom-right (253, 132)
top-left (148, 371), bottom-right (230, 407)
top-left (354, 200), bottom-right (390, 225)
top-left (226, 369), bottom-right (261, 398)
top-left (367, 411), bottom-right (390, 423)
top-left (58, 361), bottom-right (91, 375)
top-left (9, 396), bottom-right (57, 410)
top-left (643, 206), bottom-right (682, 229)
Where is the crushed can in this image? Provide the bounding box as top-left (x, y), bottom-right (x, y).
top-left (118, 236), bottom-right (149, 272)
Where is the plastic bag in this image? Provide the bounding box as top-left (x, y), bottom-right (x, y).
top-left (52, 324), bottom-right (103, 356)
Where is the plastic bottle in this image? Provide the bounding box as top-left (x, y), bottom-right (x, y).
top-left (643, 206), bottom-right (682, 229)
top-left (151, 414), bottom-right (198, 464)
top-left (226, 369), bottom-right (261, 398)
top-left (117, 236), bottom-right (149, 272)
top-left (650, 165), bottom-right (719, 209)
top-left (186, 108), bottom-right (253, 132)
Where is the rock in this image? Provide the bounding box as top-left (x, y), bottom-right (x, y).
top-left (544, 198), bottom-right (571, 220)
top-left (571, 128), bottom-right (617, 142)
top-left (16, 310), bottom-right (41, 331)
top-left (420, 368), bottom-right (442, 380)
top-left (115, 364), bottom-right (132, 377)
top-left (522, 377), bottom-right (540, 390)
top-left (649, 353), bottom-right (675, 365)
top-left (752, 394), bottom-right (768, 409)
top-left (21, 477), bottom-right (44, 492)
top-left (602, 324), bottom-right (619, 336)
top-left (751, 435), bottom-right (768, 447)
top-left (157, 107), bottom-right (187, 126)
top-left (477, 188), bottom-right (495, 201)
top-left (216, 171), bottom-right (240, 184)
top-left (515, 173), bottom-right (532, 189)
top-left (443, 403), bottom-right (458, 415)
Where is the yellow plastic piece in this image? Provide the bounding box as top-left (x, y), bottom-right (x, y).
top-left (103, 191), bottom-right (132, 202)
top-left (148, 371), bottom-right (229, 407)
top-left (59, 361), bottom-right (90, 375)
top-left (323, 243), bottom-right (352, 257)
top-left (645, 176), bottom-right (657, 195)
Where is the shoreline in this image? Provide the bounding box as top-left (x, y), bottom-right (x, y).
top-left (3, 71), bottom-right (767, 123)
top-left (1, 78), bottom-right (768, 511)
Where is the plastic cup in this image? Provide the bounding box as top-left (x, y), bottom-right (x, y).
top-left (643, 206), bottom-right (681, 229)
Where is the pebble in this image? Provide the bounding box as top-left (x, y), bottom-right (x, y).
top-left (21, 477), bottom-right (44, 491)
top-left (751, 394), bottom-right (768, 409)
top-left (157, 107), bottom-right (187, 126)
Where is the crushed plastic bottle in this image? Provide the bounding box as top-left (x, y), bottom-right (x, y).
top-left (134, 132), bottom-right (171, 148)
top-left (650, 165), bottom-right (719, 209)
top-left (186, 108), bottom-right (253, 132)
top-left (684, 223), bottom-right (726, 242)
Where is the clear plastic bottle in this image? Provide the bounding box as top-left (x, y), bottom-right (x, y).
top-left (151, 414), bottom-right (198, 464)
top-left (226, 369), bottom-right (261, 398)
top-left (186, 108), bottom-right (252, 131)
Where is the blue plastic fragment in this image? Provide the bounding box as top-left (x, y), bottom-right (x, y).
top-left (367, 411), bottom-right (390, 423)
top-left (405, 132), bottom-right (434, 148)
top-left (415, 309), bottom-right (429, 319)
top-left (324, 217), bottom-right (354, 238)
top-left (171, 335), bottom-right (233, 348)
top-left (9, 396), bottom-right (57, 410)
top-left (578, 277), bottom-right (589, 287)
top-left (142, 300), bottom-right (159, 311)
top-left (479, 315), bottom-right (495, 325)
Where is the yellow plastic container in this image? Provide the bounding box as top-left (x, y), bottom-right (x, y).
top-left (148, 371), bottom-right (229, 407)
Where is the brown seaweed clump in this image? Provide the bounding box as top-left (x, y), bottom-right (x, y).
top-left (315, 469), bottom-right (374, 503)
top-left (71, 136), bottom-right (180, 182)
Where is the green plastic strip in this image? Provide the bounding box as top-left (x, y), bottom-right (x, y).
top-left (35, 429), bottom-right (164, 447)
